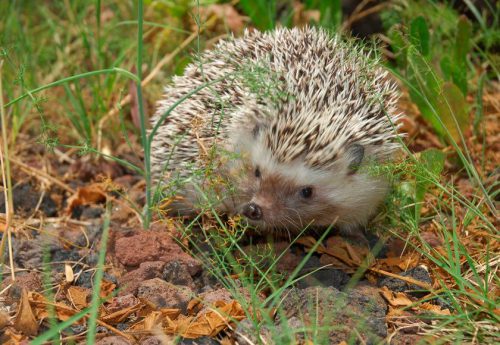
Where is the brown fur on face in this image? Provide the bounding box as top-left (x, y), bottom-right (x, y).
top-left (236, 170), bottom-right (338, 232)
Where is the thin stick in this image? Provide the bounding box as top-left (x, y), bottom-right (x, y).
top-left (341, 2), bottom-right (389, 31)
top-left (0, 60), bottom-right (15, 281)
top-left (369, 267), bottom-right (432, 290)
top-left (9, 156), bottom-right (76, 193)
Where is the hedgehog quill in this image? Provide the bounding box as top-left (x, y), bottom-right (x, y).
top-left (151, 27), bottom-right (401, 233)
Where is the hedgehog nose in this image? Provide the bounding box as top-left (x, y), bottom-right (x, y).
top-left (242, 202), bottom-right (262, 221)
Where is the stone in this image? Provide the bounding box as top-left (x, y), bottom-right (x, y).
top-left (118, 261), bottom-right (166, 295)
top-left (378, 266), bottom-right (432, 297)
top-left (296, 268), bottom-right (350, 289)
top-left (0, 182), bottom-right (57, 217)
top-left (114, 231), bottom-right (201, 276)
top-left (136, 278), bottom-right (192, 311)
top-left (279, 285), bottom-right (387, 344)
top-left (162, 260), bottom-right (195, 288)
top-left (1, 271), bottom-right (43, 303)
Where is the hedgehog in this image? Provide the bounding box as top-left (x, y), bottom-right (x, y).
top-left (150, 27), bottom-right (401, 234)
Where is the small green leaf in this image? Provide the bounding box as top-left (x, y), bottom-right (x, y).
top-left (410, 16), bottom-right (430, 57)
top-left (440, 56), bottom-right (452, 80)
top-left (452, 16), bottom-right (472, 96)
top-left (407, 47), bottom-right (469, 144)
top-left (435, 81), bottom-right (470, 143)
top-left (455, 16), bottom-right (472, 65)
top-left (450, 63), bottom-right (468, 96)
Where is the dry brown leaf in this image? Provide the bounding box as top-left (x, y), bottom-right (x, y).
top-left (100, 304), bottom-right (141, 325)
top-left (386, 306), bottom-right (407, 318)
top-left (100, 280), bottom-right (116, 298)
top-left (67, 286), bottom-right (90, 310)
top-left (0, 309), bottom-right (11, 329)
top-left (65, 184), bottom-right (106, 214)
top-left (30, 292), bottom-right (76, 321)
top-left (187, 298), bottom-right (202, 315)
top-left (13, 289), bottom-right (38, 336)
top-left (418, 302), bottom-right (451, 316)
top-left (3, 327), bottom-right (29, 345)
top-left (220, 337), bottom-right (233, 345)
top-left (165, 300), bottom-right (246, 339)
top-left (380, 286), bottom-right (414, 307)
top-left (65, 264), bottom-right (75, 283)
top-left (143, 311), bottom-right (163, 331)
top-left (374, 254), bottom-right (419, 272)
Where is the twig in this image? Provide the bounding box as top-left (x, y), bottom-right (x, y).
top-left (341, 1), bottom-right (390, 32)
top-left (9, 156), bottom-right (76, 193)
top-left (369, 267), bottom-right (433, 290)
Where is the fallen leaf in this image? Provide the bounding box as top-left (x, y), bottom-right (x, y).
top-left (165, 300), bottom-right (246, 338)
top-left (143, 311), bottom-right (163, 331)
top-left (30, 292), bottom-right (76, 322)
top-left (100, 280), bottom-right (116, 299)
top-left (65, 184), bottom-right (106, 214)
top-left (380, 286), bottom-right (414, 307)
top-left (101, 304), bottom-right (142, 325)
top-left (13, 289), bottom-right (38, 336)
top-left (67, 286), bottom-right (90, 310)
top-left (0, 309), bottom-right (11, 329)
top-left (418, 302), bottom-right (451, 315)
top-left (65, 264), bottom-right (75, 283)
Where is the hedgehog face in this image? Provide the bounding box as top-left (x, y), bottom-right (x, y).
top-left (229, 132), bottom-right (388, 233)
top-left (237, 166), bottom-right (336, 232)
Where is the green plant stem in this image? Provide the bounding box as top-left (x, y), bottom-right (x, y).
top-left (4, 67), bottom-right (139, 107)
top-left (0, 60), bottom-right (15, 281)
top-left (86, 203), bottom-right (111, 344)
top-left (136, 0), bottom-right (151, 229)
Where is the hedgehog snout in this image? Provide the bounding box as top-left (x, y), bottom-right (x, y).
top-left (242, 202), bottom-right (263, 221)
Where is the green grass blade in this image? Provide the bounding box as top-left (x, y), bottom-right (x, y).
top-left (86, 203), bottom-right (112, 344)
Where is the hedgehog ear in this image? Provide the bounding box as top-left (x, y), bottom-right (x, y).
top-left (346, 143), bottom-right (365, 174)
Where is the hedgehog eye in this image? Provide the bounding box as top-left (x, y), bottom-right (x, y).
top-left (255, 167), bottom-right (261, 178)
top-left (299, 187), bottom-right (313, 199)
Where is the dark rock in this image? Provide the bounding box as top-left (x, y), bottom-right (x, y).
top-left (81, 206), bottom-right (104, 219)
top-left (136, 278), bottom-right (192, 311)
top-left (279, 285), bottom-right (387, 344)
top-left (0, 182), bottom-right (57, 217)
top-left (118, 261), bottom-right (166, 295)
top-left (296, 268), bottom-right (350, 289)
top-left (1, 271), bottom-right (43, 303)
top-left (162, 260), bottom-right (195, 287)
top-left (365, 232), bottom-right (388, 258)
top-left (378, 266), bottom-right (432, 297)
